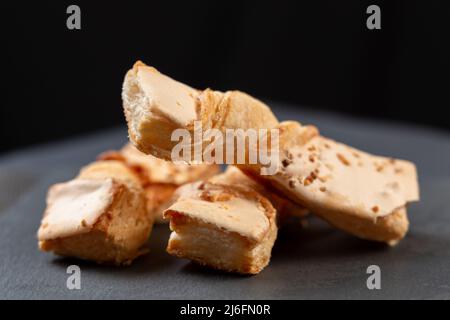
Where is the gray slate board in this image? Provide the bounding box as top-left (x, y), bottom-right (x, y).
top-left (1, 103), bottom-right (450, 300)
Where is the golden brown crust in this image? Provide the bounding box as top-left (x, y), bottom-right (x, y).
top-left (198, 89), bottom-right (279, 133)
top-left (312, 206), bottom-right (409, 245)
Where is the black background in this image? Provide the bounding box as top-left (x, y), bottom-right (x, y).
top-left (3, 0), bottom-right (450, 154)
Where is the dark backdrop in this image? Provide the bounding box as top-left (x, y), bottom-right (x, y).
top-left (3, 1), bottom-right (450, 154)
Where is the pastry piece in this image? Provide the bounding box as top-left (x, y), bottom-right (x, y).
top-left (99, 143), bottom-right (220, 223)
top-left (122, 61), bottom-right (278, 160)
top-left (109, 143), bottom-right (220, 186)
top-left (144, 183), bottom-right (179, 223)
top-left (38, 160), bottom-right (153, 265)
top-left (210, 166), bottom-right (308, 221)
top-left (122, 61), bottom-right (420, 244)
top-left (164, 181), bottom-right (277, 274)
top-left (239, 121), bottom-right (419, 245)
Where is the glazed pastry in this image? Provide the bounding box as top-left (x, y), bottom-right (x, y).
top-left (121, 61), bottom-right (420, 244)
top-left (122, 61), bottom-right (278, 160)
top-left (99, 143), bottom-right (220, 223)
top-left (238, 121), bottom-right (419, 244)
top-left (37, 160), bottom-right (153, 265)
top-left (164, 180), bottom-right (277, 274)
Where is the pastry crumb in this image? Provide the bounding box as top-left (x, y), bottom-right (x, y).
top-left (337, 153), bottom-right (350, 166)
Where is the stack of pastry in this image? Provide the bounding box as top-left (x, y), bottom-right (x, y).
top-left (37, 61), bottom-right (419, 274)
top-left (38, 144), bottom-right (219, 265)
top-left (98, 143), bottom-right (220, 223)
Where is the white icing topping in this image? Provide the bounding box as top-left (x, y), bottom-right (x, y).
top-left (136, 65), bottom-right (198, 126)
top-left (167, 196), bottom-right (269, 241)
top-left (38, 179), bottom-right (115, 240)
top-left (280, 136), bottom-right (419, 218)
